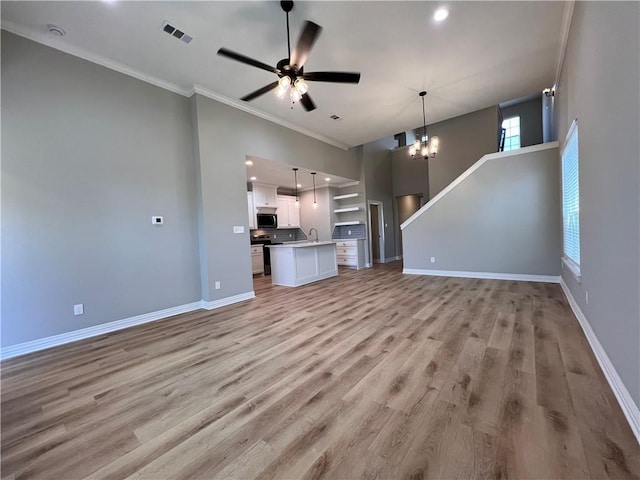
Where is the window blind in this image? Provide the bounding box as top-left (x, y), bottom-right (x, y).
top-left (562, 120), bottom-right (580, 268)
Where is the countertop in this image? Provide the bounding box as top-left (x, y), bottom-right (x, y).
top-left (267, 241), bottom-right (336, 249)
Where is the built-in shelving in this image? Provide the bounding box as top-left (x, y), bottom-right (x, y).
top-left (334, 206), bottom-right (364, 213)
top-left (335, 221), bottom-right (364, 226)
top-left (333, 192), bottom-right (360, 201)
top-left (332, 190), bottom-right (366, 238)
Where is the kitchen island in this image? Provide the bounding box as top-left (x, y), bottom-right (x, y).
top-left (267, 242), bottom-right (338, 287)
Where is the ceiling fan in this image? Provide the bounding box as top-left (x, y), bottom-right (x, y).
top-left (217, 0), bottom-right (361, 112)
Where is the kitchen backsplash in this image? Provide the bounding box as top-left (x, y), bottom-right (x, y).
top-left (250, 228), bottom-right (307, 241)
top-left (332, 224), bottom-right (367, 239)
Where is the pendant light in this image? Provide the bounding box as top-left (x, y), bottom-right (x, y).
top-left (409, 91), bottom-right (439, 159)
top-left (311, 172), bottom-right (318, 208)
top-left (293, 168), bottom-right (300, 207)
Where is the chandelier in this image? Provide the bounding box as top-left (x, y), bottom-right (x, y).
top-left (409, 91), bottom-right (439, 159)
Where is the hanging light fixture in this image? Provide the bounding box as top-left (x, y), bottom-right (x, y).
top-left (311, 172), bottom-right (318, 208)
top-left (409, 91), bottom-right (439, 159)
top-left (293, 168), bottom-right (300, 207)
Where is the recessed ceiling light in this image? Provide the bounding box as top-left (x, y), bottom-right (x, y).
top-left (434, 8), bottom-right (449, 22)
top-left (250, 176), bottom-right (257, 181)
top-left (297, 183), bottom-right (302, 188)
top-left (245, 160), bottom-right (254, 166)
top-left (325, 177), bottom-right (331, 182)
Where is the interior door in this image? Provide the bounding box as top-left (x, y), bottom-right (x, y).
top-left (371, 204), bottom-right (380, 261)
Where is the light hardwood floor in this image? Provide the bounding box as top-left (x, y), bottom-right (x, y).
top-left (2, 262), bottom-right (638, 479)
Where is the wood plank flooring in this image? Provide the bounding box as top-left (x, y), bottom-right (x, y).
top-left (2, 262), bottom-right (638, 479)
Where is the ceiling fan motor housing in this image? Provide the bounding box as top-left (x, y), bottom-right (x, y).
top-left (277, 58), bottom-right (302, 78)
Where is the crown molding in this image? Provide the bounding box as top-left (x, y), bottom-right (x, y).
top-left (190, 85), bottom-right (351, 151)
top-left (554, 0), bottom-right (575, 87)
top-left (1, 21), bottom-right (192, 96)
top-left (2, 22), bottom-right (352, 152)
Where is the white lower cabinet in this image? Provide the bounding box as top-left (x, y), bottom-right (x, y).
top-left (251, 245), bottom-right (264, 274)
top-left (335, 239), bottom-right (366, 269)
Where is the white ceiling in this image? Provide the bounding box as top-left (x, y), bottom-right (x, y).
top-left (246, 155), bottom-right (355, 191)
top-left (2, 1), bottom-right (567, 151)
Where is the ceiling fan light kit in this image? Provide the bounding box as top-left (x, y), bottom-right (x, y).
top-left (409, 91), bottom-right (440, 159)
top-left (217, 0), bottom-right (361, 112)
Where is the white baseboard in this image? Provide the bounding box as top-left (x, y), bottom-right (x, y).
top-left (201, 291), bottom-right (255, 310)
top-left (402, 268), bottom-right (560, 283)
top-left (1, 292), bottom-right (256, 361)
top-left (560, 278), bottom-right (640, 444)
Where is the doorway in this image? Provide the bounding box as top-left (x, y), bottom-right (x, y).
top-left (368, 201), bottom-right (385, 264)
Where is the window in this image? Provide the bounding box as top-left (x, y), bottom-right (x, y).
top-left (562, 119), bottom-right (580, 277)
top-left (502, 116), bottom-right (521, 151)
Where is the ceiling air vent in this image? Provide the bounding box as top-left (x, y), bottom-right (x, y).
top-left (161, 21), bottom-right (193, 44)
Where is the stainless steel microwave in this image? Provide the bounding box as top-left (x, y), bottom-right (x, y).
top-left (257, 213), bottom-right (277, 228)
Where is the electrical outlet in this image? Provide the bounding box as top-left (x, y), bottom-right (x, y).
top-left (348, 230), bottom-right (351, 235)
top-left (215, 281), bottom-right (221, 290)
top-left (273, 234), bottom-right (277, 238)
top-left (74, 304), bottom-right (84, 316)
top-left (289, 233), bottom-right (292, 237)
top-left (430, 257), bottom-right (436, 263)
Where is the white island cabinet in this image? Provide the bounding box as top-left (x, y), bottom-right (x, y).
top-left (268, 242), bottom-right (338, 287)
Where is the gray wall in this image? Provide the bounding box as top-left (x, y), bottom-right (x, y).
top-left (425, 106), bottom-right (500, 198)
top-left (1, 32), bottom-right (361, 347)
top-left (395, 194), bottom-right (423, 257)
top-left (191, 94), bottom-right (358, 301)
top-left (402, 145), bottom-right (561, 276)
top-left (362, 137), bottom-right (397, 260)
top-left (555, 1), bottom-right (640, 406)
top-left (300, 187), bottom-right (332, 241)
top-left (500, 95), bottom-right (544, 147)
top-left (391, 147), bottom-right (430, 257)
top-left (1, 32), bottom-right (201, 346)
top-left (391, 148), bottom-right (430, 199)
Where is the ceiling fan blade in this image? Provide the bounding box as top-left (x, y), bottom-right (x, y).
top-left (240, 81), bottom-right (280, 101)
top-left (300, 93), bottom-right (316, 112)
top-left (303, 71), bottom-right (361, 84)
top-left (217, 48), bottom-right (279, 75)
top-left (290, 21), bottom-right (322, 69)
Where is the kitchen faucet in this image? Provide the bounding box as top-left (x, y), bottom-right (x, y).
top-left (309, 228), bottom-right (319, 242)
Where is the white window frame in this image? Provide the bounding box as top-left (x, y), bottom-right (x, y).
top-left (561, 119), bottom-right (581, 281)
top-left (502, 116), bottom-right (521, 151)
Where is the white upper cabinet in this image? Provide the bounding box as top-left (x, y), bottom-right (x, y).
top-left (247, 192), bottom-right (255, 229)
top-left (276, 195), bottom-right (300, 228)
top-left (252, 183), bottom-right (277, 207)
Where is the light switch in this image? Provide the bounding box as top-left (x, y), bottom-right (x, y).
top-left (152, 216), bottom-right (163, 225)
top-left (233, 226), bottom-right (245, 234)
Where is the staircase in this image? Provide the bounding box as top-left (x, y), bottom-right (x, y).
top-left (401, 142), bottom-right (562, 281)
